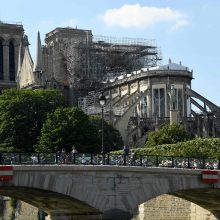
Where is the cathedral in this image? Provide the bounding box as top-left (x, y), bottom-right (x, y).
top-left (1, 21), bottom-right (220, 145)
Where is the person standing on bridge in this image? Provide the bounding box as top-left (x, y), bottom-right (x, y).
top-left (71, 145), bottom-right (78, 154)
top-left (60, 148), bottom-right (66, 163)
top-left (123, 145), bottom-right (129, 156)
top-left (71, 145), bottom-right (78, 163)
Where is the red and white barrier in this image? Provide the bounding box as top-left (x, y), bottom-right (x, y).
top-left (202, 170), bottom-right (218, 184)
top-left (0, 166), bottom-right (13, 181)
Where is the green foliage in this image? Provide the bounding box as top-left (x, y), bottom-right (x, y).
top-left (36, 109), bottom-right (123, 153)
top-left (129, 138), bottom-right (220, 158)
top-left (36, 107), bottom-right (99, 153)
top-left (0, 89), bottom-right (65, 152)
top-left (146, 123), bottom-right (192, 147)
top-left (89, 116), bottom-right (123, 152)
top-left (0, 89), bottom-right (122, 154)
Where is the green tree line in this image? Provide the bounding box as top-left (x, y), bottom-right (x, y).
top-left (0, 89), bottom-right (123, 153)
top-left (112, 123), bottom-right (220, 158)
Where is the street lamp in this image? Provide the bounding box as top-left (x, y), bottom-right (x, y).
top-left (99, 93), bottom-right (106, 155)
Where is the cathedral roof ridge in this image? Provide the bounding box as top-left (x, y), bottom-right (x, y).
top-left (151, 59), bottom-right (190, 71)
top-left (45, 27), bottom-right (92, 37)
top-left (0, 21), bottom-right (23, 28)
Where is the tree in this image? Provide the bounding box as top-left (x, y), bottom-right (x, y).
top-left (0, 89), bottom-right (65, 152)
top-left (145, 123), bottom-right (192, 147)
top-left (36, 109), bottom-right (123, 153)
top-left (89, 116), bottom-right (123, 152)
top-left (35, 107), bottom-right (99, 153)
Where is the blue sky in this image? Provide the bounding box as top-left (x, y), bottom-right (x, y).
top-left (1, 0), bottom-right (220, 106)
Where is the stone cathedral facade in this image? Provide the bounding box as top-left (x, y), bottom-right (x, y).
top-left (0, 22), bottom-right (28, 89)
top-left (1, 21), bottom-right (220, 145)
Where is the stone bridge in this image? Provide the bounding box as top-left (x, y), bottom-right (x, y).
top-left (1, 165), bottom-right (220, 220)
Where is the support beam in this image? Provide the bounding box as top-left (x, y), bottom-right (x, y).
top-left (190, 98), bottom-right (206, 112)
top-left (114, 90), bottom-right (148, 144)
top-left (186, 87), bottom-right (220, 111)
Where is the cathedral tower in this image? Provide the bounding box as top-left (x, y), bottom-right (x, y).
top-left (0, 21), bottom-right (27, 90)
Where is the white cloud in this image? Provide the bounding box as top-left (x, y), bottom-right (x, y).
top-left (101, 4), bottom-right (189, 29)
top-left (171, 19), bottom-right (190, 31)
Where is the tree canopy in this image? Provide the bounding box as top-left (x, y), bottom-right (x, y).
top-left (0, 89), bottom-right (123, 153)
top-left (145, 123), bottom-right (192, 147)
top-left (35, 108), bottom-right (123, 153)
top-left (35, 107), bottom-right (99, 153)
top-left (0, 89), bottom-right (65, 152)
top-left (89, 116), bottom-right (123, 152)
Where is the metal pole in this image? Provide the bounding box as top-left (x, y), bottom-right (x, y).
top-left (101, 106), bottom-right (104, 154)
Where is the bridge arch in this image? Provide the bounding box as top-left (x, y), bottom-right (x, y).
top-left (3, 165), bottom-right (220, 219)
top-left (129, 175), bottom-right (220, 220)
top-left (0, 186), bottom-right (100, 219)
top-left (133, 191), bottom-right (220, 220)
top-left (171, 188), bottom-right (220, 219)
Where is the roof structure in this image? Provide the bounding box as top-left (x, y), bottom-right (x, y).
top-left (33, 31), bottom-right (43, 72)
top-left (148, 59), bottom-right (190, 71)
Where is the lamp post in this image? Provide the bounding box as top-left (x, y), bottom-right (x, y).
top-left (99, 93), bottom-right (106, 155)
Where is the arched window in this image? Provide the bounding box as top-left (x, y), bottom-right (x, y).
top-left (9, 41), bottom-right (15, 81)
top-left (0, 40), bottom-right (3, 80)
top-left (153, 87), bottom-right (165, 117)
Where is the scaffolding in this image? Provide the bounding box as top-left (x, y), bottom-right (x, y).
top-left (58, 31), bottom-right (162, 86)
top-left (76, 35), bottom-right (161, 114)
top-left (78, 91), bottom-right (101, 115)
top-left (91, 35), bottom-right (162, 79)
top-left (46, 28), bottom-right (162, 114)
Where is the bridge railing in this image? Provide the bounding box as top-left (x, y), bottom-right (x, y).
top-left (0, 153), bottom-right (219, 169)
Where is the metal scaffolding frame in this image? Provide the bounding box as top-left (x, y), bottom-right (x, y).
top-left (49, 28), bottom-right (162, 115)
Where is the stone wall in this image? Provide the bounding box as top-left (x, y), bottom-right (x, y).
top-left (1, 198), bottom-right (50, 220)
top-left (3, 199), bottom-right (39, 220)
top-left (132, 194), bottom-right (217, 220)
top-left (190, 202), bottom-right (216, 220)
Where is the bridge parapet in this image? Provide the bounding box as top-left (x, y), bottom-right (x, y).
top-left (0, 152), bottom-right (219, 170)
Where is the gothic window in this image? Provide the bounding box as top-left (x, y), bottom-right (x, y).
top-left (153, 88), bottom-right (165, 117)
top-left (9, 41), bottom-right (15, 81)
top-left (178, 88), bottom-right (183, 117)
top-left (0, 40), bottom-right (3, 80)
top-left (169, 86), bottom-right (183, 116)
top-left (160, 88), bottom-right (165, 117)
top-left (153, 89), bottom-right (159, 116)
top-left (142, 96), bottom-right (147, 115)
